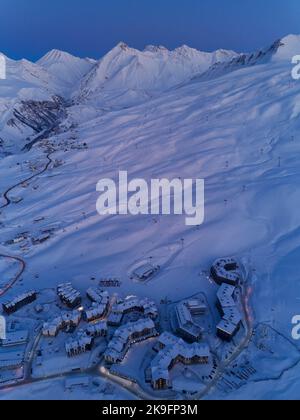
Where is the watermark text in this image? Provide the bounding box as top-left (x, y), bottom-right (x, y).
top-left (292, 55), bottom-right (300, 80)
top-left (0, 54), bottom-right (6, 80)
top-left (96, 171), bottom-right (205, 226)
top-left (292, 315), bottom-right (300, 340)
top-left (0, 316), bottom-right (6, 340)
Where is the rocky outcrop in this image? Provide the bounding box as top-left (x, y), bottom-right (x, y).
top-left (8, 96), bottom-right (67, 134)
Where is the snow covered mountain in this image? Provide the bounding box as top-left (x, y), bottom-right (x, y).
top-left (37, 49), bottom-right (96, 88)
top-left (0, 50), bottom-right (96, 153)
top-left (74, 42), bottom-right (238, 106)
top-left (0, 56), bottom-right (67, 154)
top-left (1, 35), bottom-right (300, 399)
top-left (194, 34), bottom-right (300, 82)
top-left (0, 43), bottom-right (238, 152)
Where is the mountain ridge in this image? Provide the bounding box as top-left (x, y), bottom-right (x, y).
top-left (0, 34), bottom-right (299, 152)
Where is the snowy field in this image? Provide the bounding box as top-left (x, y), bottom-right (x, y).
top-left (0, 377), bottom-right (137, 400)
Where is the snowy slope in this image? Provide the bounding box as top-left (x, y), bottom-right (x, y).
top-left (194, 34), bottom-right (300, 83)
top-left (0, 56), bottom-right (67, 153)
top-left (1, 36), bottom-right (300, 399)
top-left (0, 55), bottom-right (61, 109)
top-left (0, 50), bottom-right (96, 153)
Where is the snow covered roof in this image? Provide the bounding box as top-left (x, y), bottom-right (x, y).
top-left (107, 337), bottom-right (125, 353)
top-left (86, 287), bottom-right (110, 304)
top-left (65, 334), bottom-right (93, 353)
top-left (105, 318), bottom-right (156, 362)
top-left (187, 299), bottom-right (207, 310)
top-left (133, 264), bottom-right (159, 279)
top-left (115, 318), bottom-right (155, 337)
top-left (112, 296), bottom-right (158, 316)
top-left (84, 303), bottom-right (106, 320)
top-left (151, 336), bottom-right (210, 384)
top-left (217, 319), bottom-right (238, 336)
top-left (212, 257), bottom-right (240, 284)
top-left (216, 284), bottom-right (242, 338)
top-left (61, 310), bottom-right (81, 324)
top-left (217, 284), bottom-right (236, 307)
top-left (222, 306), bottom-right (242, 326)
top-left (3, 290), bottom-right (36, 308)
top-left (86, 321), bottom-right (107, 336)
top-left (43, 310), bottom-right (81, 335)
top-left (107, 312), bottom-right (123, 325)
top-left (175, 302), bottom-right (203, 339)
top-left (176, 302), bottom-right (193, 325)
top-left (158, 332), bottom-right (181, 348)
top-left (57, 283), bottom-right (81, 305)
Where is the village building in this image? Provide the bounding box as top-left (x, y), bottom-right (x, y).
top-left (133, 263), bottom-right (160, 281)
top-left (111, 296), bottom-right (159, 320)
top-left (57, 283), bottom-right (81, 309)
top-left (186, 298), bottom-right (207, 315)
top-left (216, 319), bottom-right (240, 341)
top-left (85, 321), bottom-right (107, 337)
top-left (65, 334), bottom-right (94, 357)
top-left (175, 302), bottom-right (203, 342)
top-left (99, 278), bottom-right (121, 288)
top-left (107, 311), bottom-right (123, 327)
top-left (3, 291), bottom-right (37, 315)
top-left (0, 347), bottom-right (25, 371)
top-left (42, 310), bottom-right (81, 337)
top-left (84, 303), bottom-right (108, 322)
top-left (31, 233), bottom-right (51, 245)
top-left (216, 284), bottom-right (242, 341)
top-left (217, 283), bottom-right (236, 308)
top-left (150, 333), bottom-right (211, 390)
top-left (104, 318), bottom-right (158, 364)
top-left (211, 257), bottom-right (240, 286)
top-left (86, 288), bottom-right (109, 305)
top-left (155, 331), bottom-right (181, 350)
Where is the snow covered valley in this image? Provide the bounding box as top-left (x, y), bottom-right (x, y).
top-left (0, 35), bottom-right (300, 400)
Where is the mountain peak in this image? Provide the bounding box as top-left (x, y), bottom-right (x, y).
top-left (175, 44), bottom-right (196, 52)
top-left (36, 49), bottom-right (95, 91)
top-left (116, 42), bottom-right (130, 51)
top-left (104, 42), bottom-right (136, 58)
top-left (174, 45), bottom-right (200, 56)
top-left (37, 49), bottom-right (78, 66)
top-left (144, 45), bottom-right (169, 53)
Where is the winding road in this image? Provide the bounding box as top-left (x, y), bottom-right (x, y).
top-left (0, 148), bottom-right (55, 297)
top-left (0, 146), bottom-right (59, 390)
top-left (0, 254), bottom-right (26, 297)
top-left (0, 149), bottom-right (54, 210)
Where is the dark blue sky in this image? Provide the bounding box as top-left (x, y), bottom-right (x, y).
top-left (0, 0), bottom-right (299, 61)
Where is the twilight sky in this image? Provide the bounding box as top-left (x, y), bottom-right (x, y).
top-left (0, 0), bottom-right (299, 61)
